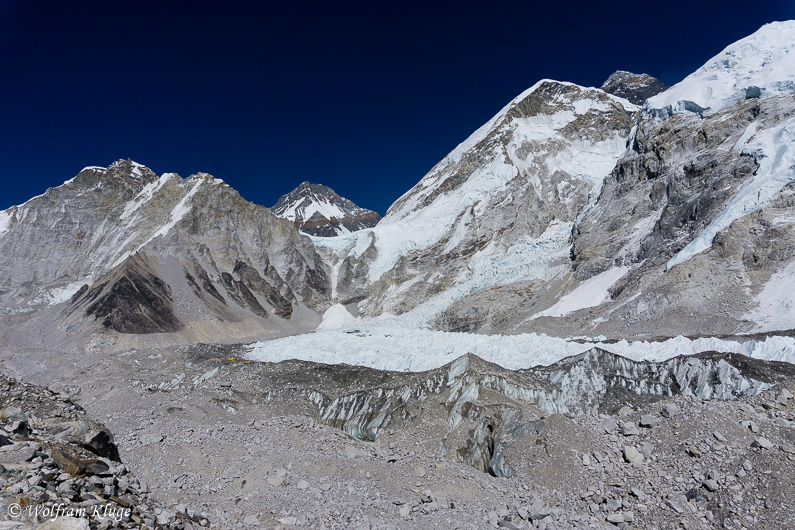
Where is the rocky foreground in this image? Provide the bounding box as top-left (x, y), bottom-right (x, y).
top-left (1, 344), bottom-right (795, 529)
top-left (0, 373), bottom-right (207, 529)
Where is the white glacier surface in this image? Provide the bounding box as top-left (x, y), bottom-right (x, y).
top-left (245, 316), bottom-right (795, 372)
top-left (316, 303), bottom-right (357, 330)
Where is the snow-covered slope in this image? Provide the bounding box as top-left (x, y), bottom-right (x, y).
top-left (294, 22), bottom-right (795, 350)
top-left (646, 20), bottom-right (795, 116)
top-left (272, 181), bottom-right (380, 237)
top-left (311, 80), bottom-right (638, 317)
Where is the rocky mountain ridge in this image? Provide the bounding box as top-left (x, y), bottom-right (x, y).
top-left (0, 160), bottom-right (330, 352)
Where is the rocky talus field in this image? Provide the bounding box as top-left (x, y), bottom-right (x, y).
top-left (2, 344), bottom-right (795, 529)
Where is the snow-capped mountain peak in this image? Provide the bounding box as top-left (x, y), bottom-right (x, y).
top-left (271, 181), bottom-right (380, 237)
top-left (646, 20), bottom-right (795, 116)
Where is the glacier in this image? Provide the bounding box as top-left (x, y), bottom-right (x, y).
top-left (245, 316), bottom-right (795, 372)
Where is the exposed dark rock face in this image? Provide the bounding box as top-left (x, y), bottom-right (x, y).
top-left (272, 181), bottom-right (381, 236)
top-left (79, 255), bottom-right (183, 334)
top-left (232, 261), bottom-right (294, 318)
top-left (601, 70), bottom-right (669, 105)
top-left (559, 93), bottom-right (795, 337)
top-left (572, 99), bottom-right (762, 277)
top-left (220, 271), bottom-right (270, 319)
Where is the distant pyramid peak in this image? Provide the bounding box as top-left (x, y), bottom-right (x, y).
top-left (272, 181), bottom-right (380, 237)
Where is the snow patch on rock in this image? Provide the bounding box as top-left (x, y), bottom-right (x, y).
top-left (28, 279), bottom-right (90, 307)
top-left (120, 173), bottom-right (176, 220)
top-left (532, 267), bottom-right (629, 319)
top-left (744, 260), bottom-right (795, 332)
top-left (0, 210), bottom-right (11, 237)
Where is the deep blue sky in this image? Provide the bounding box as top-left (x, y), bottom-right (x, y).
top-left (2, 1), bottom-right (794, 214)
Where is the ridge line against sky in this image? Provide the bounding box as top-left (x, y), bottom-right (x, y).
top-left (2, 0), bottom-right (794, 214)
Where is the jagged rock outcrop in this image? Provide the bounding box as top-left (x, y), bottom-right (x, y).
top-left (600, 70), bottom-right (668, 105)
top-left (272, 181), bottom-right (380, 237)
